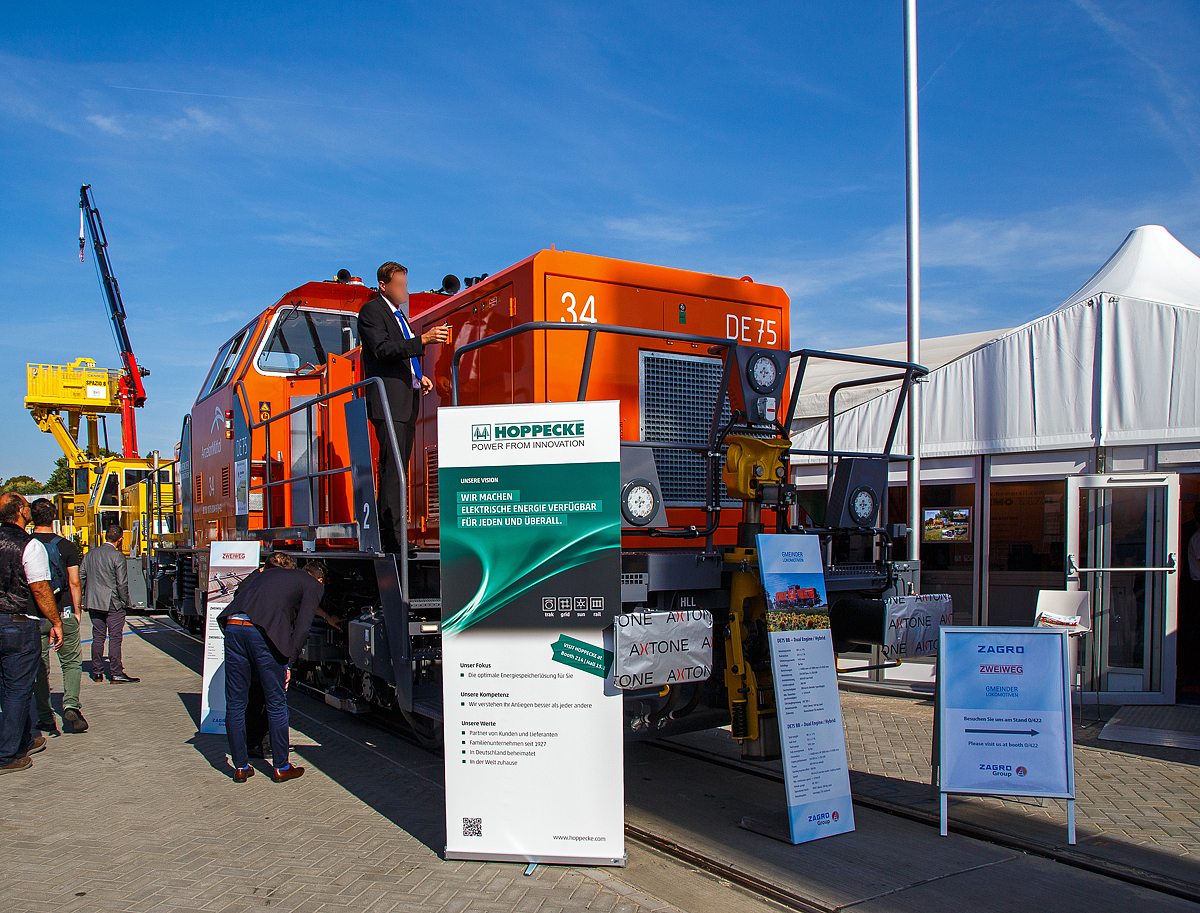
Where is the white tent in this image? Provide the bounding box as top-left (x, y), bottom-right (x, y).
top-left (791, 225), bottom-right (1200, 461)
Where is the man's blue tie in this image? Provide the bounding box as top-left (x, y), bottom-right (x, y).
top-left (394, 309), bottom-right (422, 388)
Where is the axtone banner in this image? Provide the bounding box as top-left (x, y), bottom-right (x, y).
top-left (883, 594), bottom-right (953, 660)
top-left (199, 540), bottom-right (260, 734)
top-left (440, 401), bottom-right (624, 866)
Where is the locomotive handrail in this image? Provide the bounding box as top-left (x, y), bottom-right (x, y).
top-left (449, 321), bottom-right (733, 407)
top-left (451, 321), bottom-right (741, 547)
top-left (449, 322), bottom-right (928, 546)
top-left (824, 371), bottom-right (913, 485)
top-left (233, 377), bottom-right (408, 595)
top-left (785, 348), bottom-right (926, 452)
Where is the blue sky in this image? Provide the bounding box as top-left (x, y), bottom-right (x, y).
top-left (2, 1), bottom-right (1198, 481)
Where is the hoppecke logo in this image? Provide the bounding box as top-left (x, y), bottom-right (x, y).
top-left (492, 422), bottom-right (585, 439)
top-left (471, 424), bottom-right (492, 441)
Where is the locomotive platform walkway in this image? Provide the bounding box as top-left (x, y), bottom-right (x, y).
top-left (1, 619), bottom-right (1197, 913)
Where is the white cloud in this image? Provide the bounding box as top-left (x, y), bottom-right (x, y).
top-left (1071, 0), bottom-right (1200, 171)
top-left (87, 114), bottom-right (126, 135)
top-left (601, 214), bottom-right (713, 245)
top-left (84, 105), bottom-right (229, 141)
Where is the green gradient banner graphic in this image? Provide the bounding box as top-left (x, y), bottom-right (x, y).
top-left (441, 462), bottom-right (620, 634)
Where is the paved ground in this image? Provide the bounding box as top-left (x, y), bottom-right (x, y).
top-left (673, 687), bottom-right (1200, 894)
top-left (6, 619), bottom-right (1199, 912)
top-left (0, 619), bottom-right (748, 913)
top-left (839, 690), bottom-right (1200, 859)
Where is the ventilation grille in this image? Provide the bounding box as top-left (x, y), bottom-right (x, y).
top-left (221, 465), bottom-right (231, 499)
top-left (194, 475), bottom-right (202, 504)
top-left (641, 351), bottom-right (732, 505)
top-left (426, 446), bottom-right (439, 522)
top-left (640, 350), bottom-right (779, 505)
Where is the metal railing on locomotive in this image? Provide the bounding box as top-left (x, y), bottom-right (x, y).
top-left (450, 322), bottom-right (927, 549)
top-left (233, 376), bottom-right (409, 597)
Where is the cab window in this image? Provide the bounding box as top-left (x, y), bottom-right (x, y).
top-left (257, 309), bottom-right (358, 374)
top-left (198, 324), bottom-right (253, 400)
top-left (100, 473), bottom-right (120, 507)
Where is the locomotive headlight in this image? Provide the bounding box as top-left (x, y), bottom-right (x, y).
top-left (621, 478), bottom-right (659, 526)
top-left (849, 485), bottom-right (879, 526)
top-left (747, 353), bottom-right (779, 394)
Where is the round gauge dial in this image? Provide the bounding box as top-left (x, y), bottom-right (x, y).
top-left (621, 479), bottom-right (659, 526)
top-left (748, 354), bottom-right (779, 394)
top-left (849, 485), bottom-right (878, 526)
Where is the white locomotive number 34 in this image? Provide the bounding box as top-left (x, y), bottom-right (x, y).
top-left (560, 291), bottom-right (597, 324)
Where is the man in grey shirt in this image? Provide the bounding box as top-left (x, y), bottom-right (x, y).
top-left (80, 524), bottom-right (138, 683)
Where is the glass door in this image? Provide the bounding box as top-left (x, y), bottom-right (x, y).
top-left (1067, 473), bottom-right (1180, 702)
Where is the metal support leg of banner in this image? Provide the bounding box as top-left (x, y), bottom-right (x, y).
top-left (929, 650), bottom-right (941, 799)
top-left (942, 792), bottom-right (1075, 844)
top-left (524, 864), bottom-right (538, 876)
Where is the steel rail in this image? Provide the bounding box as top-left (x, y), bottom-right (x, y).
top-left (643, 739), bottom-right (1200, 906)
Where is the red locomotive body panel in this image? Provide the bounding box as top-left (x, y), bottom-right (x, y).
top-left (185, 252), bottom-right (789, 555)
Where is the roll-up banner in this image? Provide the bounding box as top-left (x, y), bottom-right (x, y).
top-left (439, 401), bottom-right (625, 866)
top-left (199, 540), bottom-right (261, 734)
top-left (757, 533), bottom-right (855, 843)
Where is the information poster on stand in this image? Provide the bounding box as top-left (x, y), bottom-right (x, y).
top-left (757, 534), bottom-right (855, 843)
top-left (939, 626), bottom-right (1074, 799)
top-left (440, 401), bottom-right (624, 866)
top-left (199, 540), bottom-right (260, 734)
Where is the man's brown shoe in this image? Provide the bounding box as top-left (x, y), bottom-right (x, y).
top-left (21, 736), bottom-right (46, 757)
top-left (233, 766), bottom-right (255, 783)
top-left (0, 757), bottom-right (32, 774)
top-left (271, 765), bottom-right (304, 783)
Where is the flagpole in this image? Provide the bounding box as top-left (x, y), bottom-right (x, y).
top-left (904, 0), bottom-right (922, 573)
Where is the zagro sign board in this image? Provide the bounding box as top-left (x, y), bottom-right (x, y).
top-left (939, 627), bottom-right (1074, 799)
top-left (440, 401), bottom-right (624, 866)
top-left (199, 540), bottom-right (260, 734)
top-left (758, 534), bottom-right (855, 844)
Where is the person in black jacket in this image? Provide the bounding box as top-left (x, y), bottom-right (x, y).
top-left (357, 261), bottom-right (451, 552)
top-left (218, 561), bottom-right (326, 783)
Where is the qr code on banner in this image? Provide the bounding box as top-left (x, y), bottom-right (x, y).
top-left (463, 817), bottom-right (483, 837)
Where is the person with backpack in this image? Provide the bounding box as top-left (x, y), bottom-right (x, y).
top-left (29, 499), bottom-right (87, 733)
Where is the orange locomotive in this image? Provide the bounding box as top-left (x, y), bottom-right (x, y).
top-left (156, 248), bottom-right (919, 751)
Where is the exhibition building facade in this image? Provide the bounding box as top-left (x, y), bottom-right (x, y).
top-left (791, 226), bottom-right (1200, 705)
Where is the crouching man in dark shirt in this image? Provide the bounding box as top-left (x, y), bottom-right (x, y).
top-left (219, 560), bottom-right (326, 783)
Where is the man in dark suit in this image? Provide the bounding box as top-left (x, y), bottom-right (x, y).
top-left (79, 524), bottom-right (137, 683)
top-left (357, 261), bottom-right (451, 552)
top-left (218, 560), bottom-right (326, 783)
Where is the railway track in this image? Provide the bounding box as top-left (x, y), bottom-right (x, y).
top-left (159, 618), bottom-right (1198, 911)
